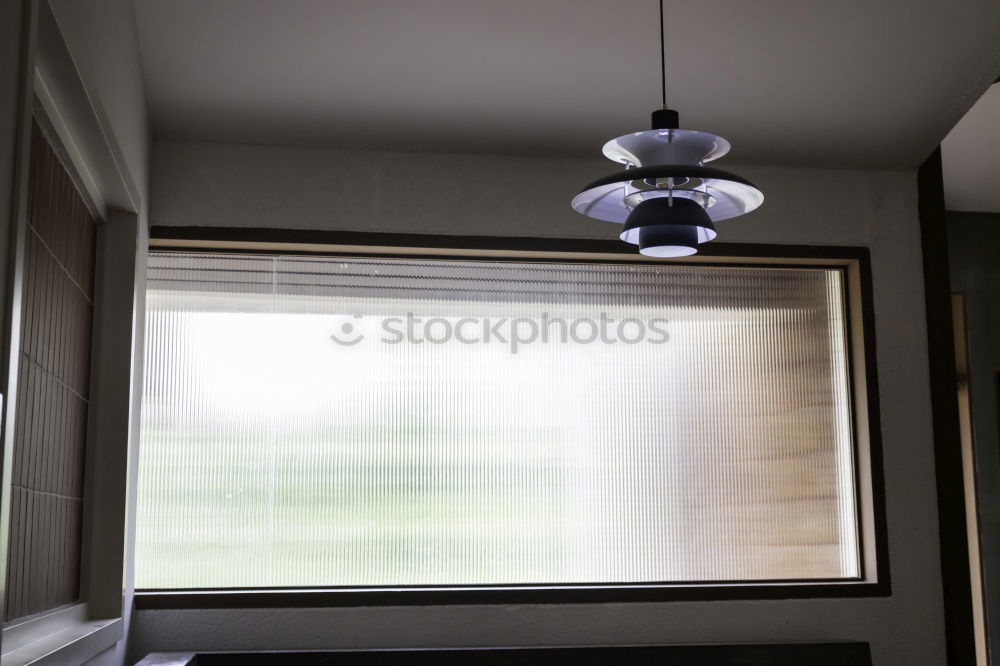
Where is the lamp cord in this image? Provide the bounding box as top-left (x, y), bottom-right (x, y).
top-left (659, 0), bottom-right (667, 109)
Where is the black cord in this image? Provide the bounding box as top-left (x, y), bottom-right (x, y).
top-left (659, 0), bottom-right (666, 109)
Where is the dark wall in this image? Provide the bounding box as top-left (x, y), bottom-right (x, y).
top-left (947, 210), bottom-right (1000, 660)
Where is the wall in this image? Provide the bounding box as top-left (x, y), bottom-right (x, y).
top-left (151, 140), bottom-right (908, 247)
top-left (131, 138), bottom-right (945, 666)
top-left (0, 2), bottom-right (36, 657)
top-left (0, 0), bottom-right (33, 317)
top-left (948, 211), bottom-right (1000, 662)
top-left (48, 0), bottom-right (149, 199)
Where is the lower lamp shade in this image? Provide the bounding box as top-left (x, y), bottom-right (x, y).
top-left (637, 225), bottom-right (702, 257)
top-left (619, 196), bottom-right (717, 257)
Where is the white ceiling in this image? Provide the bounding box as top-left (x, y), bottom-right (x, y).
top-left (943, 83), bottom-right (1000, 213)
top-left (133, 0), bottom-right (1000, 169)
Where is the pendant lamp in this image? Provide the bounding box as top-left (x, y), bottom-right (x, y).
top-left (571, 0), bottom-right (763, 257)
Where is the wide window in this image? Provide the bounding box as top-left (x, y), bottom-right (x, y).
top-left (136, 250), bottom-right (867, 591)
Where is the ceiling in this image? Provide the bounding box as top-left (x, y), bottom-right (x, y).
top-left (133, 0), bottom-right (1000, 169)
top-left (942, 82), bottom-right (1000, 213)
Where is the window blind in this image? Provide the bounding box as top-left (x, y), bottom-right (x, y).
top-left (5, 121), bottom-right (97, 619)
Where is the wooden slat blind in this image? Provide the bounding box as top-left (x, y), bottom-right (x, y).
top-left (4, 120), bottom-right (97, 620)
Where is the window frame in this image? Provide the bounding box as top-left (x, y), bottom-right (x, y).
top-left (135, 226), bottom-right (890, 609)
top-left (1, 2), bottom-right (144, 657)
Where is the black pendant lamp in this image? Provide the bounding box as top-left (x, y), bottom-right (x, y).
top-left (571, 0), bottom-right (763, 257)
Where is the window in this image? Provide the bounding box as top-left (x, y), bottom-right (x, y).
top-left (135, 248), bottom-right (876, 594)
top-left (6, 122), bottom-right (98, 620)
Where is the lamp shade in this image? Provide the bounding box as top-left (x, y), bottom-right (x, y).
top-left (572, 164), bottom-right (763, 225)
top-left (619, 197), bottom-right (717, 259)
top-left (603, 128), bottom-right (730, 167)
top-left (637, 225), bottom-right (701, 257)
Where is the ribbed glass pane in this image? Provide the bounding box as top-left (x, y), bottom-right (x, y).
top-left (135, 252), bottom-right (859, 588)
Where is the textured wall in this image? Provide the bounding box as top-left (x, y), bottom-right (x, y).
top-left (137, 138), bottom-right (941, 666)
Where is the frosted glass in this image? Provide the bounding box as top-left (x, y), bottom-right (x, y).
top-left (135, 252), bottom-right (860, 589)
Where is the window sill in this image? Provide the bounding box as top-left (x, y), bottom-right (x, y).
top-left (134, 579), bottom-right (890, 610)
top-left (136, 644), bottom-right (873, 666)
top-left (134, 652), bottom-right (195, 666)
top-left (1, 605), bottom-right (122, 666)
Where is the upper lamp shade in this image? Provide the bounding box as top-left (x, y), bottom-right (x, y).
top-left (620, 197), bottom-right (716, 258)
top-left (602, 128), bottom-right (731, 167)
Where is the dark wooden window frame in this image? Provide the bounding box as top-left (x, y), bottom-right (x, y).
top-left (136, 226), bottom-right (890, 610)
top-left (134, 642), bottom-right (874, 666)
